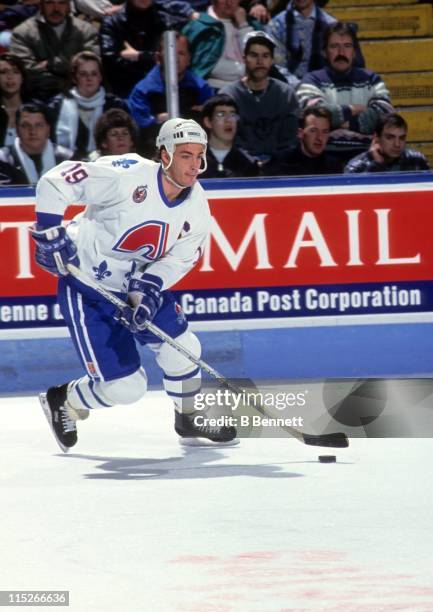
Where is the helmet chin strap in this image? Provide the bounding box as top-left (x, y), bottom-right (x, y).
top-left (162, 163), bottom-right (190, 190)
top-left (161, 153), bottom-right (205, 190)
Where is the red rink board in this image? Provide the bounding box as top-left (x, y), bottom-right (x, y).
top-left (0, 178), bottom-right (433, 329)
top-left (0, 190), bottom-right (431, 296)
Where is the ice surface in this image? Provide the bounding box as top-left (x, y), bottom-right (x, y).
top-left (2, 394), bottom-right (433, 612)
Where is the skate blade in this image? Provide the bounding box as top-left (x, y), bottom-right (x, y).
top-left (178, 436), bottom-right (240, 448)
top-left (39, 393), bottom-right (69, 454)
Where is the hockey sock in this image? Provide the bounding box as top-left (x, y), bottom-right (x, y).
top-left (163, 366), bottom-right (201, 415)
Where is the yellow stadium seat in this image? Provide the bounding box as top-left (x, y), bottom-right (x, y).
top-left (329, 4), bottom-right (433, 39)
top-left (328, 0), bottom-right (417, 6)
top-left (361, 38), bottom-right (433, 73)
top-left (385, 72), bottom-right (433, 107)
top-left (398, 108), bottom-right (433, 142)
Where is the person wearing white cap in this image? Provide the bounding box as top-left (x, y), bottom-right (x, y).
top-left (31, 117), bottom-right (238, 451)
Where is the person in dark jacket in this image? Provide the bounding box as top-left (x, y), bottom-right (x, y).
top-left (344, 113), bottom-right (430, 173)
top-left (0, 1), bottom-right (39, 50)
top-left (47, 51), bottom-right (127, 160)
top-left (271, 106), bottom-right (343, 175)
top-left (200, 93), bottom-right (259, 178)
top-left (221, 31), bottom-right (299, 166)
top-left (99, 0), bottom-right (196, 98)
top-left (0, 102), bottom-right (72, 185)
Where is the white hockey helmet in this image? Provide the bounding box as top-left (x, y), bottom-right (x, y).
top-left (156, 118), bottom-right (207, 173)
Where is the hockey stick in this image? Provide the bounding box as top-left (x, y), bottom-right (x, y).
top-left (66, 263), bottom-right (348, 448)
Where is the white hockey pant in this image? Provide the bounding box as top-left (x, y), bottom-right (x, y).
top-left (67, 367), bottom-right (148, 411)
top-left (66, 331), bottom-right (201, 413)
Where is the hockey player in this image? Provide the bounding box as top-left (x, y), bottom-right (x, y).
top-left (31, 117), bottom-right (237, 452)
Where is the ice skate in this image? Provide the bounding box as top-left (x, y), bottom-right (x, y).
top-left (174, 410), bottom-right (239, 447)
top-left (39, 383), bottom-right (89, 453)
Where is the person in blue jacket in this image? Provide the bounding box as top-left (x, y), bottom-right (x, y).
top-left (128, 32), bottom-right (213, 156)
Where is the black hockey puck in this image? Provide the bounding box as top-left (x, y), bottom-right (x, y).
top-left (318, 455), bottom-right (336, 463)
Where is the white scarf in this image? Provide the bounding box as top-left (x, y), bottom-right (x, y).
top-left (56, 87), bottom-right (106, 153)
top-left (14, 136), bottom-right (56, 184)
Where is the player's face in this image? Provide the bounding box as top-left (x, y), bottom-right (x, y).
top-left (206, 105), bottom-right (238, 144)
top-left (325, 33), bottom-right (355, 73)
top-left (0, 60), bottom-right (23, 96)
top-left (101, 127), bottom-right (134, 155)
top-left (377, 126), bottom-right (407, 160)
top-left (75, 60), bottom-right (102, 98)
top-left (244, 44), bottom-right (273, 81)
top-left (299, 115), bottom-right (331, 157)
top-left (40, 0), bottom-right (70, 26)
top-left (166, 143), bottom-right (206, 188)
top-left (212, 0), bottom-right (240, 20)
top-left (17, 111), bottom-right (50, 155)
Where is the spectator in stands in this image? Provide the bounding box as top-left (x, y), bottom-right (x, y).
top-left (99, 0), bottom-right (197, 98)
top-left (188, 0), bottom-right (210, 9)
top-left (0, 0), bottom-right (39, 50)
top-left (0, 102), bottom-right (73, 185)
top-left (271, 106), bottom-right (343, 175)
top-left (182, 0), bottom-right (261, 90)
top-left (247, 1), bottom-right (271, 25)
top-left (87, 108), bottom-right (138, 161)
top-left (0, 53), bottom-right (31, 147)
top-left (9, 0), bottom-right (99, 102)
top-left (267, 0), bottom-right (337, 84)
top-left (344, 113), bottom-right (430, 173)
top-left (200, 93), bottom-right (259, 178)
top-left (221, 30), bottom-right (299, 170)
top-left (74, 0), bottom-right (124, 20)
top-left (128, 32), bottom-right (213, 156)
top-left (47, 51), bottom-right (127, 161)
top-left (247, 0), bottom-right (330, 21)
top-left (297, 22), bottom-right (393, 162)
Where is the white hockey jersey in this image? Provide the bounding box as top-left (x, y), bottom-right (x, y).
top-left (36, 154), bottom-right (211, 291)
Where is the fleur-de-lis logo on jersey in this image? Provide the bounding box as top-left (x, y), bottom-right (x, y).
top-left (122, 269), bottom-right (132, 291)
top-left (111, 158), bottom-right (139, 169)
top-left (92, 260), bottom-right (112, 281)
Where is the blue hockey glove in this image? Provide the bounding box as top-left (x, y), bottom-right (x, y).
top-left (31, 225), bottom-right (79, 276)
top-left (118, 274), bottom-right (163, 333)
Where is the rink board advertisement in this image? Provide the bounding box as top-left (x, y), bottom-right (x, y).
top-left (1, 175), bottom-right (433, 333)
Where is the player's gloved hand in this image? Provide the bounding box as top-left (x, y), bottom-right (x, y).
top-left (118, 274), bottom-right (163, 332)
top-left (31, 224), bottom-right (79, 276)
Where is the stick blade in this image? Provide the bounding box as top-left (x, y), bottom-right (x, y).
top-left (302, 432), bottom-right (349, 448)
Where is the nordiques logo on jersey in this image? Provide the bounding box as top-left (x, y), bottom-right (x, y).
top-left (113, 221), bottom-right (169, 260)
